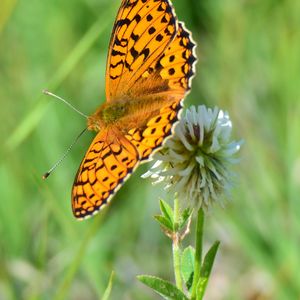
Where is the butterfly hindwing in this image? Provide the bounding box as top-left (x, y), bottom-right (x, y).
top-left (72, 129), bottom-right (138, 219)
top-left (126, 101), bottom-right (182, 160)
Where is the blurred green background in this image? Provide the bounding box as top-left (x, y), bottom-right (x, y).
top-left (0, 0), bottom-right (299, 299)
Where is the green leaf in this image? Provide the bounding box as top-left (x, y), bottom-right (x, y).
top-left (196, 241), bottom-right (220, 300)
top-left (181, 246), bottom-right (195, 291)
top-left (154, 215), bottom-right (174, 232)
top-left (179, 208), bottom-right (193, 231)
top-left (137, 275), bottom-right (189, 300)
top-left (102, 271), bottom-right (114, 300)
top-left (159, 199), bottom-right (174, 225)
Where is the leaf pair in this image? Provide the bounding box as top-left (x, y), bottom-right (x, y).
top-left (193, 242), bottom-right (220, 300)
top-left (138, 202), bottom-right (220, 300)
top-left (181, 241), bottom-right (220, 300)
top-left (137, 242), bottom-right (219, 300)
top-left (155, 199), bottom-right (192, 238)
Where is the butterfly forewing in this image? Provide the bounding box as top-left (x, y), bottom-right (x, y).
top-left (105, 0), bottom-right (178, 101)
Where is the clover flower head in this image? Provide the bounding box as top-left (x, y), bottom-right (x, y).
top-left (143, 105), bottom-right (242, 209)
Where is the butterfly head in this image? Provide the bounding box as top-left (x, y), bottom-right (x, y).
top-left (87, 106), bottom-right (103, 131)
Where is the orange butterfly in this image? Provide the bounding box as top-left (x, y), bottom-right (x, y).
top-left (72, 0), bottom-right (197, 220)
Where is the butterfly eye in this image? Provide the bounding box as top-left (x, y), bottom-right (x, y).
top-left (118, 103), bottom-right (127, 114)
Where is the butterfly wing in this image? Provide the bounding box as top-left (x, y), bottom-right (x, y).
top-left (72, 5), bottom-right (196, 220)
top-left (105, 0), bottom-right (178, 101)
top-left (72, 129), bottom-right (138, 220)
top-left (126, 22), bottom-right (197, 160)
top-left (154, 22), bottom-right (196, 94)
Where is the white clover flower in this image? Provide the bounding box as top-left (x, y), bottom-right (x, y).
top-left (143, 105), bottom-right (242, 209)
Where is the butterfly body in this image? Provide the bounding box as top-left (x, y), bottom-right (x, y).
top-left (88, 91), bottom-right (178, 133)
top-left (72, 0), bottom-right (197, 220)
top-left (87, 100), bottom-right (128, 131)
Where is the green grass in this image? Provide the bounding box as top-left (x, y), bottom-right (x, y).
top-left (0, 0), bottom-right (299, 299)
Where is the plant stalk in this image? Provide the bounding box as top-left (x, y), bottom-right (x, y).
top-left (191, 208), bottom-right (204, 299)
top-left (172, 197), bottom-right (183, 290)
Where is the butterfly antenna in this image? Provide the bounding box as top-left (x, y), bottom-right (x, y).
top-left (42, 128), bottom-right (88, 179)
top-left (43, 89), bottom-right (88, 119)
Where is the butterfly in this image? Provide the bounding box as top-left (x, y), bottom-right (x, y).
top-left (72, 0), bottom-right (197, 220)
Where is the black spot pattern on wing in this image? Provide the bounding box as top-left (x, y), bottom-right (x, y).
top-left (143, 22), bottom-right (197, 94)
top-left (126, 101), bottom-right (182, 161)
top-left (72, 130), bottom-right (138, 219)
top-left (106, 0), bottom-right (178, 101)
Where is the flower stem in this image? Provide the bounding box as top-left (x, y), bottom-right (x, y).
top-left (191, 208), bottom-right (204, 299)
top-left (172, 197), bottom-right (183, 290)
